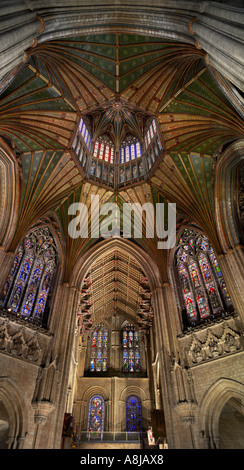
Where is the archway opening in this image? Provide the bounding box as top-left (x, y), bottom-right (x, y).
top-left (63, 239), bottom-right (162, 447)
top-left (0, 401), bottom-right (9, 449)
top-left (219, 399), bottom-right (244, 449)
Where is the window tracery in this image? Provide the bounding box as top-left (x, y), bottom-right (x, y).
top-left (90, 324), bottom-right (109, 372)
top-left (87, 395), bottom-right (104, 439)
top-left (0, 227), bottom-right (57, 326)
top-left (122, 325), bottom-right (140, 372)
top-left (175, 230), bottom-right (233, 327)
top-left (126, 395), bottom-right (142, 433)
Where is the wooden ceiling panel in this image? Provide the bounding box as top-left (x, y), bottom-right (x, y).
top-left (79, 248), bottom-right (153, 330)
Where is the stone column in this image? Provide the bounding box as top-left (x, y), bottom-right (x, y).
top-left (218, 249), bottom-right (244, 320)
top-left (0, 2), bottom-right (45, 90)
top-left (77, 338), bottom-right (88, 378)
top-left (0, 249), bottom-right (15, 293)
top-left (46, 282), bottom-right (79, 449)
top-left (151, 284), bottom-right (174, 448)
top-left (152, 280), bottom-right (196, 448)
top-left (106, 399), bottom-right (112, 432)
top-left (32, 402), bottom-right (55, 449)
top-left (77, 400), bottom-right (86, 432)
top-left (190, 3), bottom-right (244, 91)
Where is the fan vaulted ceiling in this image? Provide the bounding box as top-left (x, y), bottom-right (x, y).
top-left (1, 32), bottom-right (244, 319)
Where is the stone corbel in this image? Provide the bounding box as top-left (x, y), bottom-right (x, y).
top-left (174, 401), bottom-right (198, 427)
top-left (187, 17), bottom-right (198, 36)
top-left (32, 401), bottom-right (56, 424)
top-left (36, 15), bottom-right (45, 34)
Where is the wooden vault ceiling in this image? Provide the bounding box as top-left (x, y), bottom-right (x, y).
top-left (79, 248), bottom-right (153, 329)
top-left (1, 32), bottom-right (244, 321)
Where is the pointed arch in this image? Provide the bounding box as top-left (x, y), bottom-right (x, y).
top-left (0, 377), bottom-right (28, 449)
top-left (0, 224), bottom-right (62, 327)
top-left (70, 238), bottom-right (162, 293)
top-left (199, 378), bottom-right (244, 449)
top-left (0, 137), bottom-right (20, 250)
top-left (214, 139), bottom-right (244, 252)
top-left (169, 226), bottom-right (233, 328)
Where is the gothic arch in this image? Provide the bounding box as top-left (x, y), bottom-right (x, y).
top-left (2, 1), bottom-right (243, 106)
top-left (199, 378), bottom-right (244, 449)
top-left (70, 238), bottom-right (162, 293)
top-left (0, 377), bottom-right (28, 449)
top-left (0, 137), bottom-right (20, 250)
top-left (90, 319), bottom-right (110, 331)
top-left (214, 139), bottom-right (244, 252)
top-left (168, 224), bottom-right (209, 272)
top-left (119, 385), bottom-right (147, 404)
top-left (82, 386), bottom-right (110, 403)
top-left (0, 222), bottom-right (63, 327)
top-left (168, 225), bottom-right (234, 328)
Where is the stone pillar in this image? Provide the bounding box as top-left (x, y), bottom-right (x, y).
top-left (152, 284), bottom-right (176, 448)
top-left (190, 3), bottom-right (244, 91)
top-left (0, 249), bottom-right (15, 293)
top-left (106, 399), bottom-right (112, 432)
top-left (0, 2), bottom-right (45, 90)
top-left (77, 338), bottom-right (87, 378)
top-left (17, 436), bottom-right (26, 449)
top-left (46, 282), bottom-right (79, 448)
top-left (110, 315), bottom-right (121, 372)
top-left (77, 400), bottom-right (86, 432)
top-left (32, 402), bottom-right (55, 449)
top-left (218, 249), bottom-right (244, 320)
top-left (152, 280), bottom-right (197, 448)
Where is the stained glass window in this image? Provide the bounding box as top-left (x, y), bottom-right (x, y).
top-left (126, 396), bottom-right (142, 433)
top-left (0, 227), bottom-right (57, 326)
top-left (122, 325), bottom-right (140, 373)
top-left (87, 395), bottom-right (104, 439)
top-left (110, 147), bottom-right (114, 164)
top-left (198, 253), bottom-right (222, 315)
top-left (93, 140), bottom-right (115, 163)
top-left (90, 324), bottom-right (109, 372)
top-left (136, 142), bottom-right (141, 158)
top-left (176, 229), bottom-right (233, 326)
top-left (178, 263), bottom-right (197, 319)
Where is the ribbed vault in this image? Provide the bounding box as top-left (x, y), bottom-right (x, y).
top-left (0, 29), bottom-right (243, 280)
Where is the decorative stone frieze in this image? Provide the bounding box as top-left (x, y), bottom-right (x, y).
top-left (0, 309), bottom-right (52, 365)
top-left (177, 316), bottom-right (243, 367)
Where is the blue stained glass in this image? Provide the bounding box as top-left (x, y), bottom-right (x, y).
top-left (126, 396), bottom-right (142, 433)
top-left (1, 228), bottom-right (57, 324)
top-left (0, 245), bottom-right (24, 307)
top-left (87, 395), bottom-right (104, 439)
top-left (18, 252), bottom-right (34, 282)
top-left (8, 252), bottom-right (34, 311)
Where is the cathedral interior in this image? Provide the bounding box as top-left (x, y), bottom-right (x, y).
top-left (0, 0), bottom-right (244, 450)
